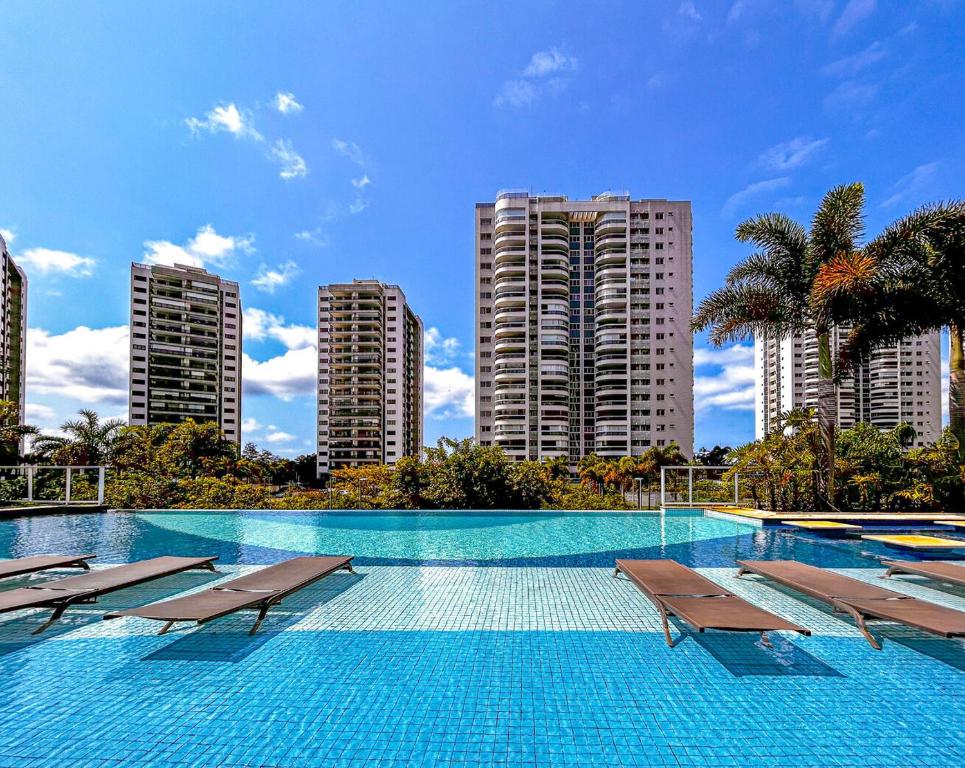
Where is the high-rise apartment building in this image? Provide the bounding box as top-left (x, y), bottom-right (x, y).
top-left (475, 191), bottom-right (694, 464)
top-left (316, 279), bottom-right (423, 476)
top-left (129, 263), bottom-right (242, 446)
top-left (755, 328), bottom-right (941, 447)
top-left (0, 234), bottom-right (27, 422)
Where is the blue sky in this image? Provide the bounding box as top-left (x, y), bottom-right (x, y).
top-left (1, 0), bottom-right (962, 455)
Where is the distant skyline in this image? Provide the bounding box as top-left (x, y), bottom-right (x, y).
top-left (2, 1), bottom-right (962, 455)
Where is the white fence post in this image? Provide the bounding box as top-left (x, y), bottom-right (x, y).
top-left (660, 467), bottom-right (666, 509)
top-left (26, 466), bottom-right (33, 502)
top-left (98, 467), bottom-right (106, 505)
top-left (65, 468), bottom-right (72, 504)
top-left (688, 466), bottom-right (693, 506)
top-left (734, 472), bottom-right (739, 505)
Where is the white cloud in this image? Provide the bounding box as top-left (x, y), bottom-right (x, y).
top-left (882, 161), bottom-right (940, 208)
top-left (424, 365), bottom-right (474, 420)
top-left (243, 307), bottom-right (315, 350)
top-left (332, 138), bottom-right (367, 166)
top-left (242, 417), bottom-right (263, 433)
top-left (270, 139), bottom-right (307, 180)
top-left (722, 177), bottom-right (791, 216)
top-left (25, 403), bottom-right (56, 423)
top-left (646, 73), bottom-right (665, 90)
top-left (243, 347), bottom-right (317, 400)
top-left (16, 248), bottom-right (97, 277)
top-left (831, 0), bottom-right (876, 41)
top-left (348, 198), bottom-right (369, 215)
top-left (251, 261), bottom-right (301, 293)
top-left (294, 228), bottom-right (328, 247)
top-left (265, 430), bottom-right (296, 444)
top-left (0, 228), bottom-right (14, 245)
top-left (424, 328), bottom-right (462, 365)
top-left (274, 91), bottom-right (303, 115)
top-left (522, 48), bottom-right (578, 78)
top-left (185, 103), bottom-right (262, 140)
top-left (823, 79), bottom-right (880, 112)
top-left (495, 47), bottom-right (578, 108)
top-left (822, 41), bottom-right (886, 77)
top-left (726, 0), bottom-right (747, 23)
top-left (694, 343), bottom-right (755, 412)
top-left (143, 224), bottom-right (254, 269)
top-left (352, 175), bottom-right (371, 189)
top-left (27, 325), bottom-right (130, 405)
top-left (678, 1), bottom-right (702, 22)
top-left (758, 137), bottom-right (828, 171)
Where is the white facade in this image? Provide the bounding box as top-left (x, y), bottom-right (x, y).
top-left (129, 263), bottom-right (242, 446)
top-left (475, 192), bottom-right (694, 464)
top-left (0, 235), bottom-right (26, 423)
top-left (755, 328), bottom-right (942, 447)
top-left (317, 279), bottom-right (423, 476)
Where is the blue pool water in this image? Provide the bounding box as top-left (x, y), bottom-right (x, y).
top-left (0, 508), bottom-right (911, 567)
top-left (0, 509), bottom-right (962, 767)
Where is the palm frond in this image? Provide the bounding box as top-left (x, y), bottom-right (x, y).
top-left (810, 183), bottom-right (865, 265)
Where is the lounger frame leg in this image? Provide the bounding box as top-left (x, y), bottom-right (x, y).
top-left (77, 560), bottom-right (91, 571)
top-left (198, 561), bottom-right (217, 572)
top-left (250, 603), bottom-right (271, 635)
top-left (32, 604), bottom-right (68, 635)
top-left (759, 631), bottom-right (772, 648)
top-left (656, 602), bottom-right (682, 648)
top-left (882, 566), bottom-right (899, 579)
top-left (735, 566), bottom-right (749, 578)
top-left (344, 563), bottom-right (355, 574)
top-left (158, 621), bottom-right (176, 635)
top-left (838, 604), bottom-right (882, 650)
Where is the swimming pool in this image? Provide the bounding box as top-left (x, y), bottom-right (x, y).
top-left (0, 508), bottom-right (910, 567)
top-left (0, 509), bottom-right (962, 767)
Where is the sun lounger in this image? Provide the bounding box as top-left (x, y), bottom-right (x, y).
top-left (936, 520), bottom-right (965, 530)
top-left (861, 534), bottom-right (965, 553)
top-left (883, 560), bottom-right (965, 589)
top-left (0, 555), bottom-right (217, 634)
top-left (0, 554), bottom-right (95, 580)
top-left (105, 555), bottom-right (354, 635)
top-left (736, 560), bottom-right (965, 649)
top-left (613, 559), bottom-right (809, 647)
top-left (783, 520), bottom-right (861, 537)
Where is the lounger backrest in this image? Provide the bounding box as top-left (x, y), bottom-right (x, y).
top-left (741, 560), bottom-right (899, 600)
top-left (42, 556), bottom-right (214, 592)
top-left (0, 554), bottom-right (93, 578)
top-left (618, 559), bottom-right (730, 597)
top-left (214, 556), bottom-right (351, 593)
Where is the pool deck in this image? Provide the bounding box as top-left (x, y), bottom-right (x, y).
top-left (1, 561), bottom-right (963, 767)
top-left (692, 504), bottom-right (965, 528)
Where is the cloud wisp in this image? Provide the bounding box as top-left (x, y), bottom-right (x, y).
top-left (494, 47), bottom-right (578, 108)
top-left (17, 248), bottom-right (96, 277)
top-left (694, 343), bottom-right (755, 412)
top-left (758, 137), bottom-right (828, 171)
top-left (722, 177), bottom-right (791, 217)
top-left (882, 161), bottom-right (940, 208)
top-left (251, 261), bottom-right (301, 293)
top-left (143, 224), bottom-right (254, 269)
top-left (274, 91), bottom-right (303, 115)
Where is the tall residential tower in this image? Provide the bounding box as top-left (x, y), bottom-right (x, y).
top-left (129, 263), bottom-right (242, 446)
top-left (316, 279), bottom-right (423, 476)
top-left (475, 191), bottom-right (694, 464)
top-left (0, 234), bottom-right (26, 423)
top-left (755, 328), bottom-right (941, 447)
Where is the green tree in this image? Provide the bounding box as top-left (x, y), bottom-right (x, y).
top-left (32, 409), bottom-right (124, 465)
top-left (693, 183), bottom-right (867, 504)
top-left (152, 419), bottom-right (239, 478)
top-left (810, 199), bottom-right (965, 449)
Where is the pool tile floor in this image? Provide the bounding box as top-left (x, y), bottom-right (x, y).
top-left (0, 564), bottom-right (963, 767)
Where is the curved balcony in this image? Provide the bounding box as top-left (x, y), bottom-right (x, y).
top-left (540, 279), bottom-right (569, 298)
top-left (494, 337), bottom-right (526, 355)
top-left (493, 291), bottom-right (526, 311)
top-left (595, 215), bottom-right (627, 237)
top-left (494, 274), bottom-right (526, 294)
top-left (540, 219), bottom-right (569, 237)
top-left (493, 261), bottom-right (525, 281)
top-left (596, 334), bottom-right (627, 354)
top-left (494, 367), bottom-right (527, 385)
top-left (540, 364), bottom-right (568, 380)
top-left (494, 231), bottom-right (526, 251)
top-left (596, 249), bottom-right (627, 268)
top-left (595, 265), bottom-right (627, 284)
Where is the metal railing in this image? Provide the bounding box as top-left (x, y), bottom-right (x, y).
top-left (660, 465), bottom-right (741, 508)
top-left (0, 466), bottom-right (107, 505)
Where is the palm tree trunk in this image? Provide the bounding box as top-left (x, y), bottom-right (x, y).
top-left (816, 331), bottom-right (837, 507)
top-left (950, 324), bottom-right (965, 453)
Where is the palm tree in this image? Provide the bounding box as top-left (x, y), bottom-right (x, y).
top-left (0, 400), bottom-right (37, 463)
top-left (32, 409), bottom-right (125, 465)
top-left (811, 200), bottom-right (965, 449)
top-left (693, 183), bottom-right (866, 504)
